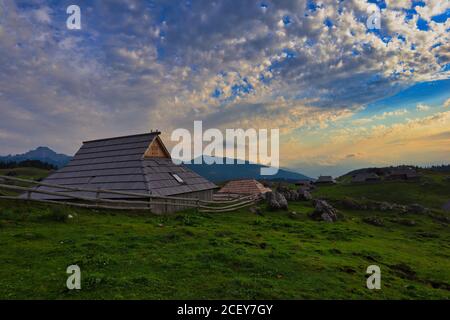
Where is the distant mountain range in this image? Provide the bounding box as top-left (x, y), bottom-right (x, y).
top-left (0, 146), bottom-right (72, 168)
top-left (184, 156), bottom-right (312, 182)
top-left (0, 148), bottom-right (312, 182)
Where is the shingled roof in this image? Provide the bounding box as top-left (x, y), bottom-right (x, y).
top-left (217, 179), bottom-right (271, 195)
top-left (29, 132), bottom-right (217, 200)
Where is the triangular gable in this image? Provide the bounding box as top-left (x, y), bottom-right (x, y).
top-left (144, 136), bottom-right (171, 158)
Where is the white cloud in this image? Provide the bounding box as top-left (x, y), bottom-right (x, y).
top-left (373, 109), bottom-right (409, 120)
top-left (416, 104), bottom-right (431, 111)
top-left (34, 7), bottom-right (52, 24)
top-left (444, 98), bottom-right (450, 108)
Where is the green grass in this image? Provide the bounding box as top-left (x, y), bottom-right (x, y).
top-left (0, 167), bottom-right (51, 180)
top-left (0, 167), bottom-right (53, 197)
top-left (315, 171), bottom-right (450, 210)
top-left (0, 170), bottom-right (449, 299)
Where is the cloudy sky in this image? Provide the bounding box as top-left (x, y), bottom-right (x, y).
top-left (0, 0), bottom-right (449, 177)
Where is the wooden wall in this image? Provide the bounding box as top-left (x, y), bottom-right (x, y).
top-left (144, 138), bottom-right (169, 158)
top-left (151, 189), bottom-right (214, 214)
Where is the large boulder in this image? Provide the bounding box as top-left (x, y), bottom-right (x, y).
top-left (276, 186), bottom-right (295, 201)
top-left (266, 191), bottom-right (288, 211)
top-left (277, 188), bottom-right (312, 202)
top-left (298, 189), bottom-right (313, 201)
top-left (310, 199), bottom-right (338, 222)
top-left (287, 190), bottom-right (299, 201)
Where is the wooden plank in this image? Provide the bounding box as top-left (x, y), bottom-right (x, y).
top-left (199, 199), bottom-right (259, 213)
top-left (0, 196), bottom-right (153, 211)
top-left (0, 184), bottom-right (198, 208)
top-left (0, 175), bottom-right (253, 205)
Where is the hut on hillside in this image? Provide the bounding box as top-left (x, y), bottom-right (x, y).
top-left (217, 179), bottom-right (271, 198)
top-left (314, 176), bottom-right (336, 184)
top-left (386, 168), bottom-right (419, 181)
top-left (26, 132), bottom-right (217, 213)
top-left (352, 172), bottom-right (381, 183)
top-left (295, 180), bottom-right (312, 188)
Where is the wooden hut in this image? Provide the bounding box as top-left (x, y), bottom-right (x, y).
top-left (386, 168), bottom-right (419, 181)
top-left (314, 176), bottom-right (336, 184)
top-left (27, 132), bottom-right (217, 213)
top-left (217, 179), bottom-right (271, 198)
top-left (352, 172), bottom-right (381, 183)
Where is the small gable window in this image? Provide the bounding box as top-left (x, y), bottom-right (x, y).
top-left (172, 173), bottom-right (184, 184)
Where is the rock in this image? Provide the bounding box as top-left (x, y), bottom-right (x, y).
top-left (276, 185), bottom-right (290, 193)
top-left (339, 198), bottom-right (366, 210)
top-left (277, 187), bottom-right (312, 202)
top-left (378, 201), bottom-right (394, 211)
top-left (266, 191), bottom-right (288, 211)
top-left (289, 211), bottom-right (299, 219)
top-left (310, 199), bottom-right (338, 222)
top-left (392, 204), bottom-right (408, 213)
top-left (298, 189), bottom-right (313, 201)
top-left (288, 190), bottom-right (298, 201)
top-left (362, 216), bottom-right (384, 227)
top-left (408, 203), bottom-right (429, 214)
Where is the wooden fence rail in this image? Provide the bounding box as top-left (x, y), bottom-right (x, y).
top-left (0, 175), bottom-right (262, 213)
top-left (0, 175), bottom-right (255, 204)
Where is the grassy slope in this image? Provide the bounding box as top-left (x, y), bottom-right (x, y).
top-left (317, 170), bottom-right (450, 210)
top-left (0, 167), bottom-right (51, 181)
top-left (0, 170), bottom-right (449, 299)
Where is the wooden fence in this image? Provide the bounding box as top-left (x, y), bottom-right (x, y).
top-left (0, 175), bottom-right (262, 213)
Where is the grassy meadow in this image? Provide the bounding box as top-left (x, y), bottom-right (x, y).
top-left (0, 169), bottom-right (449, 299)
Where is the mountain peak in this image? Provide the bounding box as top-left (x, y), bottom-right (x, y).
top-left (35, 146), bottom-right (53, 151)
top-left (185, 155), bottom-right (312, 182)
top-left (0, 146), bottom-right (72, 168)
top-left (30, 146), bottom-right (57, 154)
